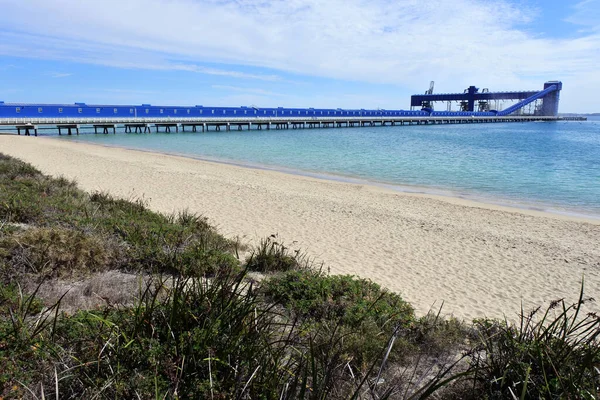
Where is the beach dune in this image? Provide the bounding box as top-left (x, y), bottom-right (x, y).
top-left (1, 135), bottom-right (599, 320)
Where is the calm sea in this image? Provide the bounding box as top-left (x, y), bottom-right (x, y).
top-left (47, 118), bottom-right (600, 218)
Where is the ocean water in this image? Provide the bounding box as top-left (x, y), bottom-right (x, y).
top-left (52, 118), bottom-right (600, 217)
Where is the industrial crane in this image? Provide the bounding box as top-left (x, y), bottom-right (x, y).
top-left (478, 88), bottom-right (490, 112)
top-left (426, 81), bottom-right (434, 95)
top-left (421, 81), bottom-right (435, 110)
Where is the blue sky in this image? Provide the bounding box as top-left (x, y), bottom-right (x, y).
top-left (0, 0), bottom-right (599, 112)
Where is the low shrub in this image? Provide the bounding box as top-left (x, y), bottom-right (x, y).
top-left (262, 270), bottom-right (415, 329)
top-left (88, 192), bottom-right (237, 276)
top-left (0, 159), bottom-right (40, 180)
top-left (0, 227), bottom-right (125, 279)
top-left (410, 312), bottom-right (468, 358)
top-left (0, 155), bottom-right (239, 279)
top-left (261, 270), bottom-right (418, 375)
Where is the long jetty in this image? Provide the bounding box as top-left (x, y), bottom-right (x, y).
top-left (2, 115), bottom-right (585, 136)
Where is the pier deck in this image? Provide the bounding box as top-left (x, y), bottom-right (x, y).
top-left (0, 115), bottom-right (586, 136)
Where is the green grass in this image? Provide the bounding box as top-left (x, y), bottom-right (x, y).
top-left (245, 235), bottom-right (308, 273)
top-left (0, 282), bottom-right (63, 398)
top-left (462, 282), bottom-right (600, 399)
top-left (0, 154), bottom-right (238, 281)
top-left (1, 153), bottom-right (599, 399)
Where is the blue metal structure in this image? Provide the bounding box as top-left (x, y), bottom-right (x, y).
top-left (540, 81), bottom-right (562, 116)
top-left (0, 82), bottom-right (561, 120)
top-left (0, 103), bottom-right (431, 119)
top-left (410, 81), bottom-right (562, 116)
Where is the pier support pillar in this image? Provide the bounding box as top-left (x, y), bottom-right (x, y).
top-left (57, 126), bottom-right (79, 136)
top-left (16, 125), bottom-right (37, 136)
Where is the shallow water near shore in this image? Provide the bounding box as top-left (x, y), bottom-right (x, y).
top-left (49, 118), bottom-right (600, 217)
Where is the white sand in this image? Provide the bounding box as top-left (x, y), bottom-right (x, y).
top-left (1, 135), bottom-right (599, 321)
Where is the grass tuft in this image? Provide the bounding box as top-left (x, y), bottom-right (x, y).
top-left (462, 281), bottom-right (600, 399)
top-left (245, 234), bottom-right (307, 273)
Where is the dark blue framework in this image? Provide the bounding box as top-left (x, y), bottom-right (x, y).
top-left (410, 81), bottom-right (561, 116)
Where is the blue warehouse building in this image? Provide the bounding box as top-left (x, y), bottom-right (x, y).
top-left (0, 81), bottom-right (562, 120)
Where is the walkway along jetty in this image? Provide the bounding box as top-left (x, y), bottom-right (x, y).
top-left (0, 81), bottom-right (586, 136)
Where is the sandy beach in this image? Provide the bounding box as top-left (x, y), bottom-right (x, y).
top-left (1, 135), bottom-right (599, 320)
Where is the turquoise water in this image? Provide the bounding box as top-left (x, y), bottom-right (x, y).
top-left (55, 119), bottom-right (600, 217)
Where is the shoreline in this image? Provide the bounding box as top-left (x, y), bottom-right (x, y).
top-left (3, 129), bottom-right (600, 221)
top-left (1, 135), bottom-right (599, 320)
top-left (59, 135), bottom-right (600, 224)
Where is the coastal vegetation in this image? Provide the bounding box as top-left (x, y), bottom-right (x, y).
top-left (1, 153), bottom-right (599, 399)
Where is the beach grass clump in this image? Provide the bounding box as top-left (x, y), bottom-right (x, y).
top-left (245, 234), bottom-right (306, 273)
top-left (0, 270), bottom-right (387, 399)
top-left (458, 284), bottom-right (600, 399)
top-left (0, 270), bottom-right (467, 399)
top-left (0, 283), bottom-right (63, 397)
top-left (40, 271), bottom-right (285, 399)
top-left (0, 283), bottom-right (44, 317)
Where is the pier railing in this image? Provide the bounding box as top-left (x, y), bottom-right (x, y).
top-left (0, 115), bottom-right (563, 126)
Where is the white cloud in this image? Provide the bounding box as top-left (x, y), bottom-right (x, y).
top-left (0, 64), bottom-right (18, 71)
top-left (49, 72), bottom-right (72, 78)
top-left (211, 85), bottom-right (286, 97)
top-left (175, 65), bottom-right (283, 81)
top-left (0, 0), bottom-right (598, 110)
top-left (565, 0), bottom-right (600, 31)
